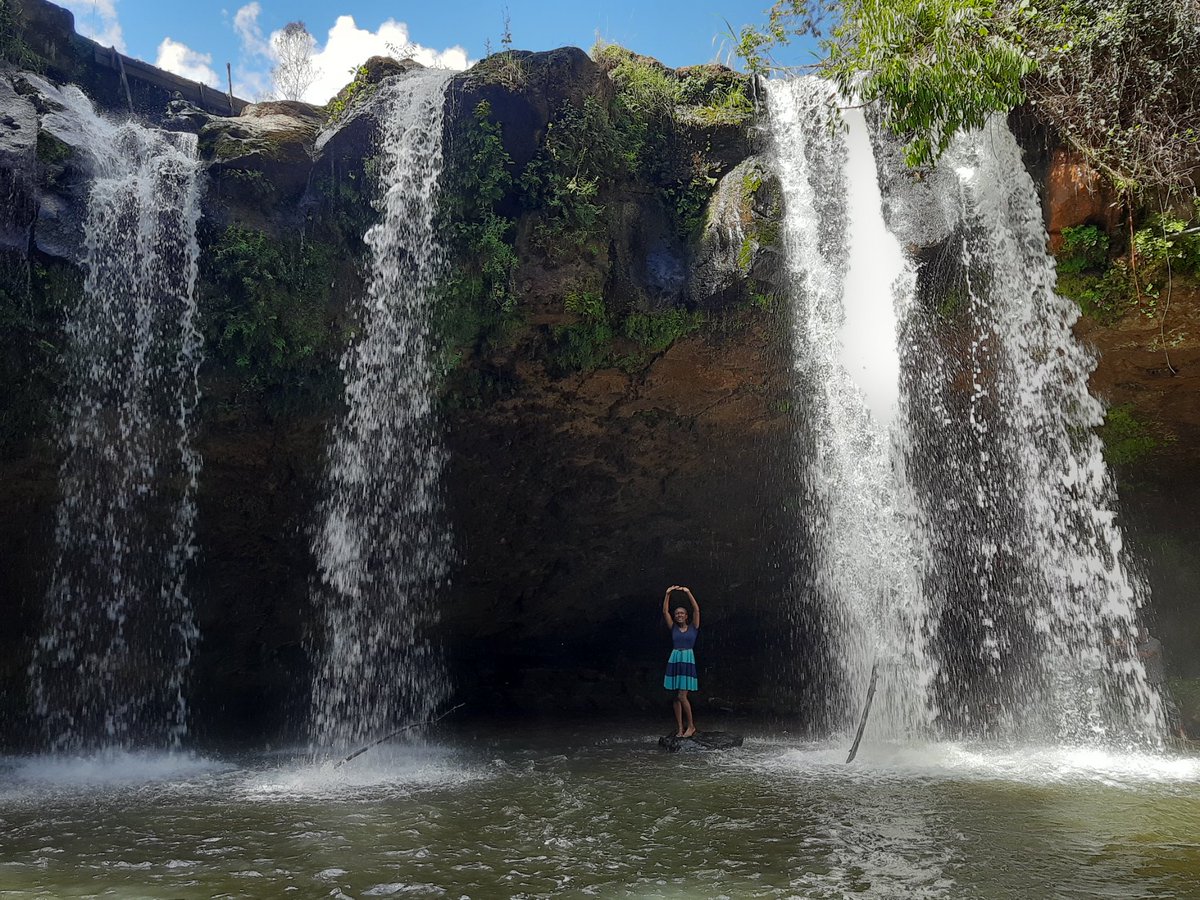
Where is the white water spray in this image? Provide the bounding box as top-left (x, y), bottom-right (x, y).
top-left (309, 70), bottom-right (454, 752)
top-left (26, 77), bottom-right (204, 752)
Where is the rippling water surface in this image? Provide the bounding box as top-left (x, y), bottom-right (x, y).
top-left (2, 727), bottom-right (1198, 898)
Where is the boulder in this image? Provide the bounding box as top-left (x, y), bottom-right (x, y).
top-left (199, 106), bottom-right (319, 204)
top-left (658, 731), bottom-right (745, 752)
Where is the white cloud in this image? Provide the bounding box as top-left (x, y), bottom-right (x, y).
top-left (234, 2), bottom-right (270, 58)
top-left (59, 0), bottom-right (125, 52)
top-left (285, 16), bottom-right (471, 104)
top-left (155, 37), bottom-right (221, 88)
top-left (226, 11), bottom-right (471, 104)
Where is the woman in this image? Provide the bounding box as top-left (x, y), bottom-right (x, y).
top-left (662, 584), bottom-right (700, 737)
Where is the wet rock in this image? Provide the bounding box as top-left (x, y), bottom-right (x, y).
top-left (199, 103), bottom-right (320, 203)
top-left (0, 75), bottom-right (39, 250)
top-left (689, 156), bottom-right (783, 309)
top-left (658, 731), bottom-right (744, 752)
top-left (162, 95), bottom-right (213, 134)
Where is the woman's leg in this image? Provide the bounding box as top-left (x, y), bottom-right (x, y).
top-left (680, 691), bottom-right (695, 736)
top-left (672, 695), bottom-right (684, 736)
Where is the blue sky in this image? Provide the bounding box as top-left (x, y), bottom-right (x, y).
top-left (57, 0), bottom-right (823, 102)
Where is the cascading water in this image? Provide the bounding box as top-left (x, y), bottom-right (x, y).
top-left (766, 79), bottom-right (932, 739)
top-left (309, 70), bottom-right (454, 753)
top-left (769, 76), bottom-right (1164, 747)
top-left (893, 119), bottom-right (1165, 744)
top-left (26, 78), bottom-right (204, 752)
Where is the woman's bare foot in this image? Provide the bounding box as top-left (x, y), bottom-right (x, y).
top-left (683, 726), bottom-right (696, 737)
top-left (674, 731), bottom-right (685, 738)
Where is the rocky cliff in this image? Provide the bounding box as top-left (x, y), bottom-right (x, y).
top-left (1, 0), bottom-right (1197, 748)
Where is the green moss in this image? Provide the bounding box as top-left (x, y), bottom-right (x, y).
top-left (35, 132), bottom-right (72, 166)
top-left (737, 236), bottom-right (755, 273)
top-left (750, 292), bottom-right (776, 312)
top-left (325, 65), bottom-right (375, 121)
top-left (1097, 403), bottom-right (1159, 467)
top-left (741, 169), bottom-right (764, 202)
top-left (623, 308), bottom-right (705, 352)
top-left (199, 226), bottom-right (340, 398)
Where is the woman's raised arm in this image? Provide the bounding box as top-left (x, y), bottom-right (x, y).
top-left (662, 585), bottom-right (678, 627)
top-left (682, 586), bottom-right (700, 629)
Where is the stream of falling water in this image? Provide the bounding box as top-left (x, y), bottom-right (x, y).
top-left (893, 120), bottom-right (1166, 744)
top-left (768, 77), bottom-right (1164, 746)
top-left (25, 77), bottom-right (203, 752)
top-left (309, 70), bottom-right (454, 753)
top-left (766, 79), bottom-right (932, 739)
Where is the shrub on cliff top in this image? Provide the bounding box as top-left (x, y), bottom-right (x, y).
top-left (737, 0), bottom-right (1200, 197)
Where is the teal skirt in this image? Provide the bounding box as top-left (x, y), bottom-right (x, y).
top-left (663, 649), bottom-right (698, 692)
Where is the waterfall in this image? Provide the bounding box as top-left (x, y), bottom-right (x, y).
top-left (309, 70), bottom-right (454, 753)
top-left (26, 78), bottom-right (204, 752)
top-left (895, 120), bottom-right (1165, 744)
top-left (769, 76), bottom-right (1164, 746)
top-left (766, 79), bottom-right (932, 739)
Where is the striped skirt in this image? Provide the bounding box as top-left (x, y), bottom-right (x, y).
top-left (663, 649), bottom-right (698, 692)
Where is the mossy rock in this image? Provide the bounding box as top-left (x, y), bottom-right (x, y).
top-left (200, 110), bottom-right (319, 205)
top-left (451, 47), bottom-right (615, 173)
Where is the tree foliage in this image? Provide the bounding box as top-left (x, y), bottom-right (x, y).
top-left (272, 21), bottom-right (320, 102)
top-left (737, 0), bottom-right (1200, 194)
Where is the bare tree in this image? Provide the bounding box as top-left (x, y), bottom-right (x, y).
top-left (272, 21), bottom-right (319, 101)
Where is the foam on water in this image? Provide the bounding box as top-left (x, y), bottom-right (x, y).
top-left (238, 743), bottom-right (487, 800)
top-left (0, 751), bottom-right (228, 794)
top-left (737, 740), bottom-right (1200, 787)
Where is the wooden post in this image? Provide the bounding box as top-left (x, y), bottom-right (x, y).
top-left (112, 47), bottom-right (134, 114)
top-left (226, 62), bottom-right (235, 115)
top-left (845, 661), bottom-right (879, 764)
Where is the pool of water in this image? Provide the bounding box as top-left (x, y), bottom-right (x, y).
top-left (2, 727), bottom-right (1198, 898)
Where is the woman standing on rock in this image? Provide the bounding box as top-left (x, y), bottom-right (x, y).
top-left (662, 585), bottom-right (700, 737)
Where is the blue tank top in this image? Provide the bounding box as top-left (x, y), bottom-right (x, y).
top-left (672, 624), bottom-right (698, 650)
